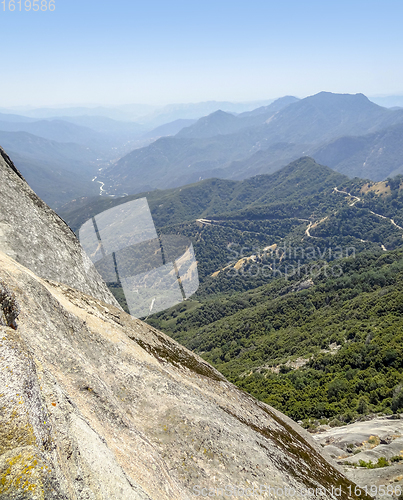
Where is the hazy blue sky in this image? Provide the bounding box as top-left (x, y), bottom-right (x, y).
top-left (1, 0), bottom-right (402, 106)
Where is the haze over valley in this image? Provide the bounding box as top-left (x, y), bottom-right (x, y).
top-left (3, 0), bottom-right (403, 497)
top-left (2, 91), bottom-right (403, 210)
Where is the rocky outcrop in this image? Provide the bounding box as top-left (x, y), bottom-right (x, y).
top-left (314, 417), bottom-right (403, 497)
top-left (0, 147), bottom-right (370, 499)
top-left (0, 146), bottom-right (118, 306)
top-left (0, 249), bottom-right (371, 500)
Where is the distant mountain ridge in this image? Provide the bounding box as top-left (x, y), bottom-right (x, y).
top-left (0, 111), bottom-right (38, 123)
top-left (0, 118), bottom-right (108, 148)
top-left (176, 110), bottom-right (239, 138)
top-left (0, 130), bottom-right (100, 208)
top-left (141, 118), bottom-right (197, 139)
top-left (135, 99), bottom-right (277, 126)
top-left (49, 115), bottom-right (144, 137)
top-left (262, 92), bottom-right (403, 144)
top-left (177, 96), bottom-right (300, 139)
top-left (0, 99), bottom-right (277, 125)
top-left (101, 92), bottom-right (403, 196)
top-left (238, 95), bottom-right (300, 118)
top-left (312, 122), bottom-right (403, 181)
top-left (4, 92), bottom-right (403, 210)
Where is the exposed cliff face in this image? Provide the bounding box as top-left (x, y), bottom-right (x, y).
top-left (0, 251), bottom-right (371, 500)
top-left (0, 146), bottom-right (118, 306)
top-left (0, 147), bottom-right (370, 499)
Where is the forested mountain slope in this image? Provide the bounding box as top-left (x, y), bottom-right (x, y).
top-left (62, 156), bottom-right (403, 425)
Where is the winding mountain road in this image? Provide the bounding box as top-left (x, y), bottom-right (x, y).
top-left (333, 187), bottom-right (361, 205)
top-left (332, 186), bottom-right (403, 251)
top-left (304, 220), bottom-right (314, 238)
top-left (197, 187), bottom-right (403, 255)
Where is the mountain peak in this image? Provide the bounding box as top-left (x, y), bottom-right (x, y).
top-left (306, 91), bottom-right (376, 108)
top-left (176, 108), bottom-right (238, 138)
top-left (210, 109), bottom-right (233, 117)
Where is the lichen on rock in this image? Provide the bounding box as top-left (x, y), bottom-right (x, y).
top-left (0, 327), bottom-right (67, 499)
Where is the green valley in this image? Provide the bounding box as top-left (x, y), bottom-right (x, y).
top-left (62, 156), bottom-right (403, 426)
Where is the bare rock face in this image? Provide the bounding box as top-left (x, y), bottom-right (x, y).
top-left (0, 250), bottom-right (371, 500)
top-left (314, 417), bottom-right (403, 496)
top-left (0, 147), bottom-right (370, 499)
top-left (0, 146), bottom-right (118, 306)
